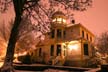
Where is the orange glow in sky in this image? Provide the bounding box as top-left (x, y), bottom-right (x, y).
top-left (0, 0), bottom-right (108, 36)
top-left (73, 0), bottom-right (108, 36)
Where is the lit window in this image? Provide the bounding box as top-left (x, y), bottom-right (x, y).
top-left (52, 17), bottom-right (66, 23)
top-left (52, 18), bottom-right (56, 22)
top-left (57, 18), bottom-right (62, 22)
top-left (63, 19), bottom-right (66, 23)
top-left (57, 18), bottom-right (62, 23)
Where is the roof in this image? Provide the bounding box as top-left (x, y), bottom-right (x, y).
top-left (52, 11), bottom-right (66, 19)
top-left (66, 23), bottom-right (95, 37)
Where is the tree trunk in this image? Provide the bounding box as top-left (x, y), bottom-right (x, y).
top-left (0, 0), bottom-right (24, 71)
top-left (0, 14), bottom-right (21, 72)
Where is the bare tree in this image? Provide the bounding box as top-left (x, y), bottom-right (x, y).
top-left (15, 16), bottom-right (46, 54)
top-left (96, 31), bottom-right (108, 54)
top-left (0, 0), bottom-right (92, 72)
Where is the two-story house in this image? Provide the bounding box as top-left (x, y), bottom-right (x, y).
top-left (31, 11), bottom-right (95, 66)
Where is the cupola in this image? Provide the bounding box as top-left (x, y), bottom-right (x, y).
top-left (52, 11), bottom-right (67, 24)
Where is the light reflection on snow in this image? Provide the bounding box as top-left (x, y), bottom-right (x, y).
top-left (0, 62), bottom-right (3, 68)
top-left (14, 51), bottom-right (27, 63)
top-left (14, 51), bottom-right (27, 57)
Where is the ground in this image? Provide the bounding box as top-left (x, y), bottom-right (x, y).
top-left (16, 69), bottom-right (69, 72)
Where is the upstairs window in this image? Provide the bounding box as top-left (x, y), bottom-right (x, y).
top-left (63, 19), bottom-right (66, 23)
top-left (57, 18), bottom-right (62, 23)
top-left (57, 29), bottom-right (62, 38)
top-left (52, 18), bottom-right (66, 23)
top-left (84, 44), bottom-right (89, 55)
top-left (90, 37), bottom-right (92, 42)
top-left (82, 30), bottom-right (84, 38)
top-left (86, 33), bottom-right (88, 40)
top-left (51, 29), bottom-right (55, 38)
top-left (50, 45), bottom-right (54, 56)
top-left (63, 30), bottom-right (66, 38)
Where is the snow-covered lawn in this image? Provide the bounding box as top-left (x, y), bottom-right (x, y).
top-left (43, 69), bottom-right (69, 72)
top-left (15, 69), bottom-right (70, 72)
top-left (15, 70), bottom-right (37, 72)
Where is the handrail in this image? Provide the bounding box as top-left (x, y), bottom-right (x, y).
top-left (52, 56), bottom-right (59, 65)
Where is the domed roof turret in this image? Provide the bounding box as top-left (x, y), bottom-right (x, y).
top-left (52, 11), bottom-right (66, 19)
top-left (51, 11), bottom-right (67, 24)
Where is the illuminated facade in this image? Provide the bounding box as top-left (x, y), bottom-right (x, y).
top-left (33, 11), bottom-right (95, 66)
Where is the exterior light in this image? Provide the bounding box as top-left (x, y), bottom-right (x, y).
top-left (0, 62), bottom-right (3, 68)
top-left (13, 51), bottom-right (27, 63)
top-left (68, 44), bottom-right (79, 50)
top-left (14, 51), bottom-right (27, 57)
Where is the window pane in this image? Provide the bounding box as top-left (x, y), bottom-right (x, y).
top-left (82, 30), bottom-right (84, 38)
top-left (56, 45), bottom-right (61, 56)
top-left (63, 30), bottom-right (66, 38)
top-left (57, 18), bottom-right (62, 22)
top-left (57, 29), bottom-right (62, 38)
top-left (63, 19), bottom-right (66, 23)
top-left (51, 29), bottom-right (55, 38)
top-left (50, 45), bottom-right (54, 56)
top-left (52, 18), bottom-right (56, 22)
top-left (84, 44), bottom-right (89, 55)
top-left (86, 33), bottom-right (88, 40)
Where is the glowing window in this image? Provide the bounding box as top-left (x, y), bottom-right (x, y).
top-left (52, 18), bottom-right (56, 22)
top-left (63, 19), bottom-right (66, 23)
top-left (57, 18), bottom-right (62, 22)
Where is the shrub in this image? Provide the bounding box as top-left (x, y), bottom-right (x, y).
top-left (18, 54), bottom-right (31, 64)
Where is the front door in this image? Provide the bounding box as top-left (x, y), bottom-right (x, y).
top-left (56, 44), bottom-right (61, 56)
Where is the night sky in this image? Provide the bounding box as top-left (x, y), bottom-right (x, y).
top-left (0, 0), bottom-right (108, 36)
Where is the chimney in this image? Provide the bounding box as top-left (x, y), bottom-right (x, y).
top-left (71, 20), bottom-right (75, 24)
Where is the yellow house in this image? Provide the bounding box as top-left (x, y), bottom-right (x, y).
top-left (32, 11), bottom-right (95, 66)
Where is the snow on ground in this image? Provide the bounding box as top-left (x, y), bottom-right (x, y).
top-left (15, 70), bottom-right (38, 72)
top-left (0, 62), bottom-right (3, 68)
top-left (43, 69), bottom-right (69, 72)
top-left (15, 69), bottom-right (70, 72)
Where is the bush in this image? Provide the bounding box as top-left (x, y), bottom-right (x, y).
top-left (18, 54), bottom-right (31, 64)
top-left (82, 57), bottom-right (101, 68)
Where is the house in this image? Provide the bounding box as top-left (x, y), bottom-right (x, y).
top-left (31, 11), bottom-right (95, 66)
